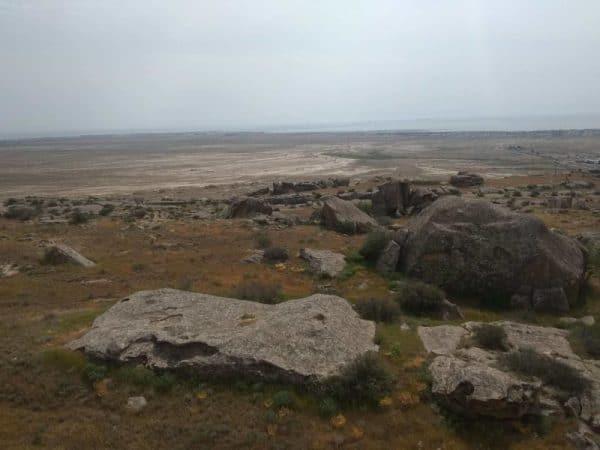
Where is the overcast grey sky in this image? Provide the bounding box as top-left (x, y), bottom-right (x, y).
top-left (1, 0), bottom-right (599, 135)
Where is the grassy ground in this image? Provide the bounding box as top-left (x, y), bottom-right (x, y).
top-left (0, 205), bottom-right (598, 449)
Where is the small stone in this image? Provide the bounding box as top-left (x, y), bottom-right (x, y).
top-left (126, 396), bottom-right (147, 413)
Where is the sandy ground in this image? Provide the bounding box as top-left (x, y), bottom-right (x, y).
top-left (1, 130), bottom-right (599, 199)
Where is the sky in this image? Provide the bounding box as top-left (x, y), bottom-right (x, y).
top-left (1, 0), bottom-right (599, 136)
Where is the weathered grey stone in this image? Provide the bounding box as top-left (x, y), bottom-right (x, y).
top-left (375, 241), bottom-right (400, 275)
top-left (299, 248), bottom-right (346, 278)
top-left (0, 263), bottom-right (19, 277)
top-left (44, 243), bottom-right (96, 267)
top-left (399, 197), bottom-right (585, 309)
top-left (417, 325), bottom-right (467, 355)
top-left (320, 196), bottom-right (377, 234)
top-left (126, 396), bottom-right (147, 413)
top-left (532, 287), bottom-right (570, 313)
top-left (241, 250), bottom-right (264, 264)
top-left (429, 355), bottom-right (539, 418)
top-left (222, 197), bottom-right (272, 218)
top-left (68, 289), bottom-right (378, 382)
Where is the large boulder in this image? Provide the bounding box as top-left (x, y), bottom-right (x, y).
top-left (43, 243), bottom-right (96, 267)
top-left (320, 196), bottom-right (377, 234)
top-left (299, 248), bottom-right (346, 278)
top-left (223, 197), bottom-right (272, 218)
top-left (68, 289), bottom-right (378, 383)
top-left (449, 171), bottom-right (484, 187)
top-left (398, 197), bottom-right (585, 309)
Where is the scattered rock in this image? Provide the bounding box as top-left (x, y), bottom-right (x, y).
top-left (559, 316), bottom-right (596, 327)
top-left (320, 196), bottom-right (377, 234)
top-left (241, 250), bottom-right (265, 264)
top-left (532, 287), bottom-right (570, 313)
top-left (299, 248), bottom-right (346, 278)
top-left (0, 263), bottom-right (19, 277)
top-left (398, 197), bottom-right (585, 309)
top-left (68, 289), bottom-right (378, 382)
top-left (449, 171), bottom-right (484, 187)
top-left (371, 180), bottom-right (438, 216)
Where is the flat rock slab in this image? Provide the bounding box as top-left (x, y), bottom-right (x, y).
top-left (68, 289), bottom-right (378, 382)
top-left (300, 248), bottom-right (346, 278)
top-left (417, 325), bottom-right (467, 355)
top-left (48, 243), bottom-right (96, 267)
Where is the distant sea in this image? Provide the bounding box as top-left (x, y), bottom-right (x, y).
top-left (2, 114), bottom-right (600, 140)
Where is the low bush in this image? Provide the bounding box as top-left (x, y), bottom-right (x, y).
top-left (396, 281), bottom-right (445, 316)
top-left (356, 201), bottom-right (373, 216)
top-left (571, 323), bottom-right (600, 358)
top-left (99, 204), bottom-right (115, 216)
top-left (359, 230), bottom-right (389, 263)
top-left (4, 205), bottom-right (39, 221)
top-left (114, 365), bottom-right (177, 392)
top-left (318, 352), bottom-right (395, 407)
top-left (69, 208), bottom-right (89, 224)
top-left (318, 397), bottom-right (339, 417)
top-left (40, 247), bottom-right (68, 265)
top-left (233, 280), bottom-right (281, 304)
top-left (254, 231), bottom-right (272, 249)
top-left (334, 220), bottom-right (356, 235)
top-left (501, 349), bottom-right (590, 395)
top-left (81, 362), bottom-right (108, 385)
top-left (354, 297), bottom-right (401, 323)
top-left (473, 324), bottom-right (509, 351)
top-left (271, 390), bottom-right (295, 409)
top-left (262, 246), bottom-right (289, 263)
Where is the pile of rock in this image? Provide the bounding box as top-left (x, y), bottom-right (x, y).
top-left (371, 180), bottom-right (441, 216)
top-left (419, 321), bottom-right (599, 430)
top-left (300, 248), bottom-right (346, 278)
top-left (319, 196), bottom-right (377, 234)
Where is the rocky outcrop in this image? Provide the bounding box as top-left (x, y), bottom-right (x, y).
top-left (44, 243), bottom-right (96, 267)
top-left (398, 197), bottom-right (585, 309)
top-left (420, 321), bottom-right (600, 424)
top-left (222, 197), bottom-right (272, 218)
top-left (371, 180), bottom-right (439, 216)
top-left (68, 289), bottom-right (378, 382)
top-left (449, 171), bottom-right (484, 187)
top-left (320, 196), bottom-right (377, 234)
top-left (300, 248), bottom-right (346, 278)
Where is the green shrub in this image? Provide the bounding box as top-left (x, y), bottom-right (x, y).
top-left (318, 397), bottom-right (339, 417)
top-left (233, 280), bottom-right (281, 304)
top-left (69, 208), bottom-right (89, 224)
top-left (571, 323), bottom-right (600, 358)
top-left (114, 365), bottom-right (177, 392)
top-left (40, 247), bottom-right (68, 265)
top-left (334, 221), bottom-right (356, 235)
top-left (262, 246), bottom-right (289, 263)
top-left (354, 297), bottom-right (401, 323)
top-left (271, 390), bottom-right (295, 409)
top-left (473, 324), bottom-right (509, 351)
top-left (396, 281), bottom-right (445, 316)
top-left (357, 201), bottom-right (373, 216)
top-left (4, 205), bottom-right (39, 221)
top-left (501, 349), bottom-right (590, 394)
top-left (319, 352), bottom-right (395, 407)
top-left (99, 204), bottom-right (115, 216)
top-left (254, 231), bottom-right (272, 249)
top-left (81, 362), bottom-right (108, 384)
top-left (359, 231), bottom-right (389, 263)
top-left (338, 263), bottom-right (359, 280)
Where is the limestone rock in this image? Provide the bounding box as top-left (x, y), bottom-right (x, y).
top-left (320, 196), bottom-right (377, 234)
top-left (68, 289), bottom-right (378, 382)
top-left (417, 325), bottom-right (467, 355)
top-left (126, 396), bottom-right (147, 413)
top-left (299, 248), bottom-right (346, 278)
top-left (398, 197), bottom-right (585, 309)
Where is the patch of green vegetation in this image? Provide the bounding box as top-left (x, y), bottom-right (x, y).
top-left (317, 352), bottom-right (395, 407)
top-left (356, 201), bottom-right (373, 216)
top-left (472, 324), bottom-right (509, 351)
top-left (69, 208), bottom-right (90, 225)
top-left (318, 397), bottom-right (339, 417)
top-left (501, 349), bottom-right (590, 395)
top-left (114, 365), bottom-right (177, 392)
top-left (39, 348), bottom-right (86, 372)
top-left (334, 220), bottom-right (357, 235)
top-left (271, 390), bottom-right (295, 409)
top-left (53, 310), bottom-right (100, 333)
top-left (4, 205), bottom-right (40, 221)
top-left (99, 204), bottom-right (115, 216)
top-left (338, 263), bottom-right (359, 280)
top-left (254, 231), bottom-right (272, 249)
top-left (359, 230), bottom-right (390, 263)
top-left (397, 281), bottom-right (446, 316)
top-left (353, 297), bottom-right (401, 323)
top-left (82, 362), bottom-right (108, 384)
top-left (233, 280), bottom-right (282, 304)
